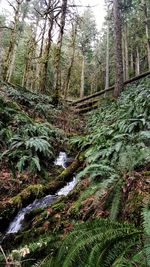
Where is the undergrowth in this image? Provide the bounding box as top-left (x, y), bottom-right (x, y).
top-left (0, 89), bottom-right (67, 177)
top-left (1, 78), bottom-right (150, 266)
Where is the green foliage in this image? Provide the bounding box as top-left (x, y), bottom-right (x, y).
top-left (56, 219), bottom-right (143, 267)
top-left (143, 204), bottom-right (150, 266)
top-left (0, 92), bottom-right (66, 174)
top-left (71, 78), bottom-right (150, 180)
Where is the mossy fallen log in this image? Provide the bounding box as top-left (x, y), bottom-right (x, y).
top-left (0, 153), bottom-right (84, 232)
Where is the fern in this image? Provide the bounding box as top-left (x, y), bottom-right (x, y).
top-left (109, 178), bottom-right (123, 220)
top-left (57, 219), bottom-right (142, 267)
top-left (143, 204), bottom-right (150, 266)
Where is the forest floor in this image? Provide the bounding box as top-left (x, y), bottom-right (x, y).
top-left (0, 81), bottom-right (85, 202)
top-left (1, 77), bottom-right (150, 266)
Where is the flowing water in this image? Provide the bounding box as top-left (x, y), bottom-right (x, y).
top-left (5, 152), bottom-right (77, 235)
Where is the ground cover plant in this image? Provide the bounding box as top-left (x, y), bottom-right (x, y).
top-left (0, 78), bottom-right (150, 266)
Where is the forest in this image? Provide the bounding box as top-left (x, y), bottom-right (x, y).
top-left (0, 0), bottom-right (150, 266)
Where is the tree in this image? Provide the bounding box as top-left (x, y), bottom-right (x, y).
top-left (141, 0), bottom-right (150, 70)
top-left (77, 7), bottom-right (97, 98)
top-left (63, 18), bottom-right (78, 99)
top-left (105, 5), bottom-right (111, 91)
top-left (113, 0), bottom-right (124, 97)
top-left (53, 0), bottom-right (68, 105)
top-left (3, 0), bottom-right (30, 82)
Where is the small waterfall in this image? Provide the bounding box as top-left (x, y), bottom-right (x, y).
top-left (5, 152), bottom-right (76, 235)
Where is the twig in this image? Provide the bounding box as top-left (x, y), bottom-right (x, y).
top-left (0, 26), bottom-right (13, 30)
top-left (0, 245), bottom-right (9, 265)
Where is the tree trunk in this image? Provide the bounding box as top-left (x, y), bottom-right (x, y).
top-left (105, 16), bottom-right (110, 92)
top-left (6, 43), bottom-right (18, 82)
top-left (80, 54), bottom-right (85, 98)
top-left (53, 0), bottom-right (68, 105)
top-left (122, 37), bottom-right (126, 81)
top-left (40, 17), bottom-right (54, 93)
top-left (113, 0), bottom-right (124, 98)
top-left (3, 1), bottom-right (21, 81)
top-left (130, 52), bottom-right (134, 75)
top-left (64, 21), bottom-right (77, 99)
top-left (124, 23), bottom-right (129, 80)
top-left (136, 47), bottom-right (140, 75)
top-left (4, 0), bottom-right (28, 82)
top-left (22, 33), bottom-right (37, 88)
top-left (141, 0), bottom-right (150, 70)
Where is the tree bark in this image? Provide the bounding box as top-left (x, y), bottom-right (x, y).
top-left (40, 17), bottom-right (54, 93)
top-left (141, 0), bottom-right (150, 70)
top-left (105, 16), bottom-right (110, 91)
top-left (113, 0), bottom-right (124, 98)
top-left (80, 53), bottom-right (85, 98)
top-left (130, 52), bottom-right (134, 75)
top-left (53, 0), bottom-right (68, 105)
top-left (124, 23), bottom-right (129, 80)
top-left (136, 47), bottom-right (140, 75)
top-left (64, 21), bottom-right (77, 99)
top-left (4, 0), bottom-right (28, 82)
top-left (3, 1), bottom-right (21, 81)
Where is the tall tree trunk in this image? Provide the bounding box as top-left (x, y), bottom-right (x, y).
top-left (33, 19), bottom-right (46, 91)
top-left (124, 23), bottom-right (129, 80)
top-left (3, 1), bottom-right (21, 80)
top-left (22, 36), bottom-right (36, 87)
top-left (113, 0), bottom-right (124, 98)
top-left (122, 37), bottom-right (126, 81)
top-left (141, 0), bottom-right (150, 70)
top-left (40, 17), bottom-right (54, 93)
top-left (64, 21), bottom-right (77, 99)
top-left (4, 0), bottom-right (28, 82)
top-left (6, 43), bottom-right (18, 82)
top-left (53, 0), bottom-right (68, 105)
top-left (136, 47), bottom-right (140, 75)
top-left (105, 16), bottom-right (110, 91)
top-left (130, 52), bottom-right (134, 75)
top-left (80, 54), bottom-right (85, 98)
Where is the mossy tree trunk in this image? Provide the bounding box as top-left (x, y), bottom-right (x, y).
top-left (40, 15), bottom-right (54, 93)
top-left (113, 0), bottom-right (124, 98)
top-left (53, 0), bottom-right (68, 105)
top-left (64, 20), bottom-right (77, 99)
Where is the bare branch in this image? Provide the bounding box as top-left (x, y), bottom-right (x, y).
top-left (0, 26), bottom-right (13, 30)
top-left (7, 0), bottom-right (17, 12)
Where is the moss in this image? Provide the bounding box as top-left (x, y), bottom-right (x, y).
top-left (25, 208), bottom-right (44, 221)
top-left (52, 202), bottom-right (65, 212)
top-left (11, 184), bottom-right (44, 207)
top-left (143, 171), bottom-right (150, 176)
top-left (12, 195), bottom-right (22, 207)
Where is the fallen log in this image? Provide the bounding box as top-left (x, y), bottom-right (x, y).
top-left (75, 102), bottom-right (100, 114)
top-left (72, 86), bottom-right (114, 106)
top-left (75, 98), bottom-right (99, 110)
top-left (0, 153), bottom-right (84, 232)
top-left (72, 70), bottom-right (150, 106)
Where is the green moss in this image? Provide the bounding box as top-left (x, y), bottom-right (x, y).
top-left (11, 184), bottom-right (44, 207)
top-left (143, 171), bottom-right (150, 176)
top-left (12, 195), bottom-right (22, 207)
top-left (52, 202), bottom-right (65, 212)
top-left (25, 208), bottom-right (44, 221)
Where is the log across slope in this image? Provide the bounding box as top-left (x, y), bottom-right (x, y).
top-left (72, 71), bottom-right (150, 106)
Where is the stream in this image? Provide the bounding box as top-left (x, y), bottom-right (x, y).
top-left (4, 152), bottom-right (77, 235)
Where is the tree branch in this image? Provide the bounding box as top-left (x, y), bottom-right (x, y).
top-left (0, 26), bottom-right (13, 30)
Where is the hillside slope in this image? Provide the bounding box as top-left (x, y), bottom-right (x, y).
top-left (1, 77), bottom-right (150, 266)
